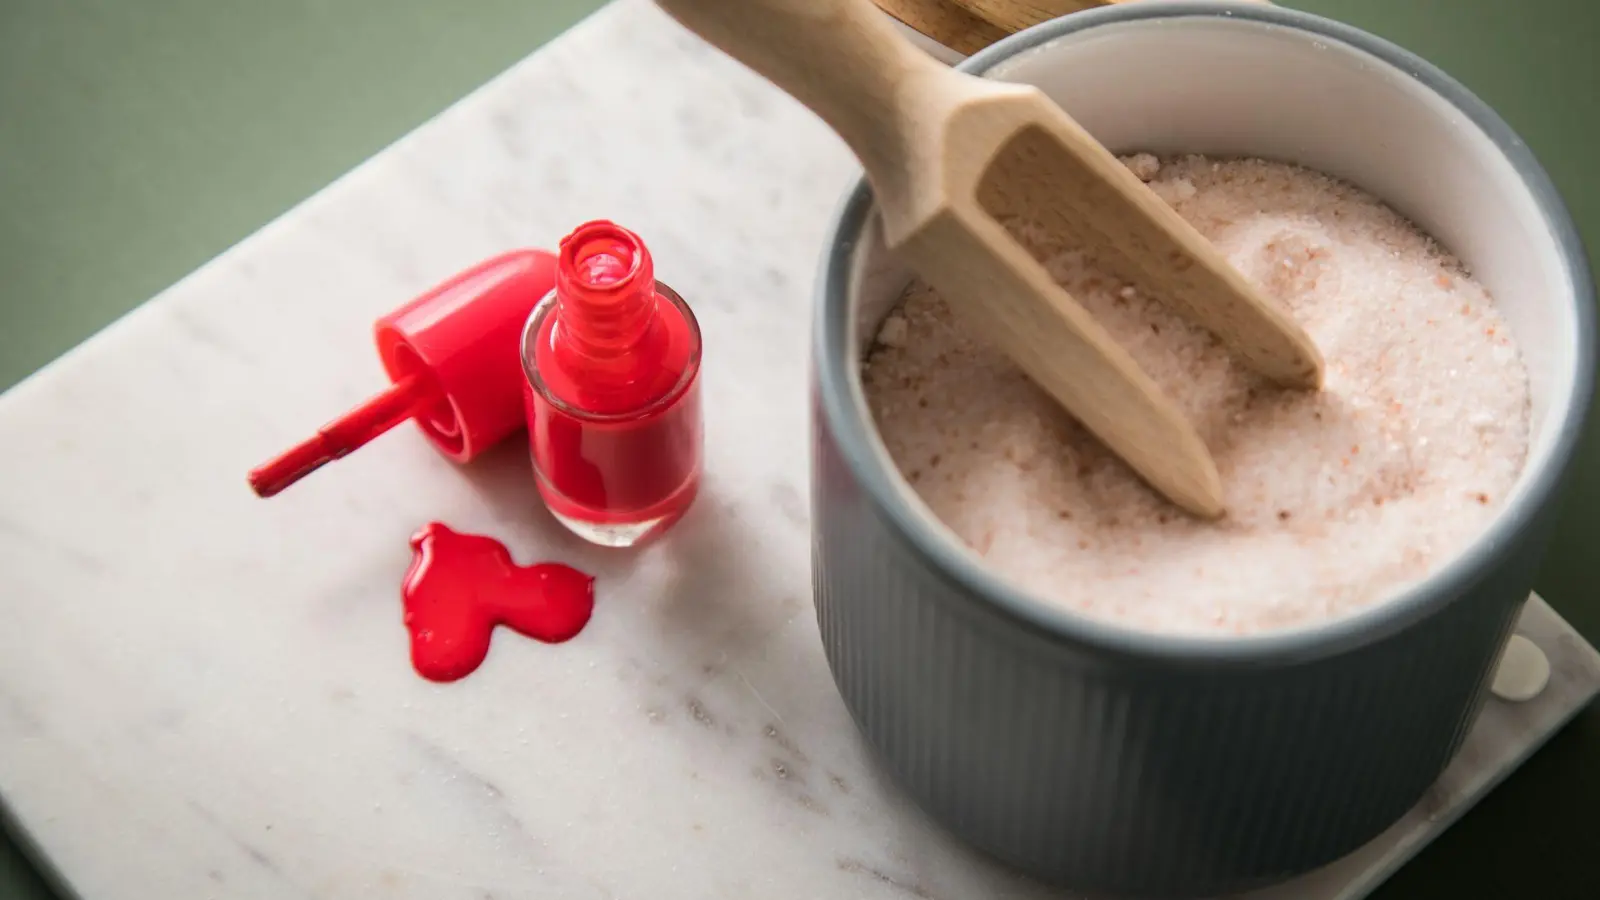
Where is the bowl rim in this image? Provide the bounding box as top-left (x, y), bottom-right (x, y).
top-left (813, 0), bottom-right (1598, 667)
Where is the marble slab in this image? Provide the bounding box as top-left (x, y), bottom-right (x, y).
top-left (0, 2), bottom-right (1596, 898)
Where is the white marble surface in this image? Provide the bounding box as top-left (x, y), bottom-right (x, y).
top-left (0, 2), bottom-right (1597, 899)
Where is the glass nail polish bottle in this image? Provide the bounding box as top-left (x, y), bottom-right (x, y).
top-left (520, 221), bottom-right (704, 547)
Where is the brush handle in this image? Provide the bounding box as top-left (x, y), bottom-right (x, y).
top-left (248, 374), bottom-right (433, 498)
top-left (654, 0), bottom-right (952, 186)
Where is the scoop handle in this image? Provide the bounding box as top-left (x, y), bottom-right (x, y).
top-left (653, 0), bottom-right (947, 181)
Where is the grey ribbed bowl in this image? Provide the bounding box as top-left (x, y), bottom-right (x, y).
top-left (810, 3), bottom-right (1596, 896)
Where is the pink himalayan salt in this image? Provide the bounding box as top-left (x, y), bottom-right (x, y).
top-left (863, 155), bottom-right (1530, 636)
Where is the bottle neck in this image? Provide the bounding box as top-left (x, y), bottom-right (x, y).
top-left (554, 221), bottom-right (659, 363)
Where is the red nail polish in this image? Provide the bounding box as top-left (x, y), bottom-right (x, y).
top-left (520, 221), bottom-right (704, 547)
top-left (402, 522), bottom-right (595, 683)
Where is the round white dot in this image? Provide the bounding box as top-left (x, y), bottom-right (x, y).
top-left (1491, 635), bottom-right (1550, 703)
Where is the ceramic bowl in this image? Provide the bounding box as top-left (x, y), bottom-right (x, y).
top-left (812, 2), bottom-right (1595, 894)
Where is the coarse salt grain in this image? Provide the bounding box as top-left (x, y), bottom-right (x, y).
top-left (1124, 152), bottom-right (1162, 182)
top-left (863, 155), bottom-right (1531, 636)
top-left (876, 313), bottom-right (910, 348)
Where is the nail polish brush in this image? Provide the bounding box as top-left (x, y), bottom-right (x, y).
top-left (249, 249), bottom-right (559, 497)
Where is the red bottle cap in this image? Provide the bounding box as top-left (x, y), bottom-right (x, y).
top-left (249, 249), bottom-right (559, 498)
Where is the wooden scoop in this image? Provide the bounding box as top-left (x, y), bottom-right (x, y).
top-left (872, 0), bottom-right (1010, 56)
top-left (945, 0), bottom-right (1273, 37)
top-left (951, 0), bottom-right (1120, 34)
top-left (871, 1), bottom-right (1275, 56)
top-left (654, 0), bottom-right (1323, 518)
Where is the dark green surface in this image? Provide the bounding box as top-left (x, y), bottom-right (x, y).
top-left (0, 839), bottom-right (56, 900)
top-left (0, 0), bottom-right (1596, 898)
top-left (0, 0), bottom-right (604, 389)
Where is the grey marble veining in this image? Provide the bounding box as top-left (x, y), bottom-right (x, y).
top-left (0, 2), bottom-right (1595, 899)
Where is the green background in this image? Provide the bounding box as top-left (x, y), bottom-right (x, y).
top-left (1, 0), bottom-right (1595, 897)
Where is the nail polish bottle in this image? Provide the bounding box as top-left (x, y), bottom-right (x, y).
top-left (520, 221), bottom-right (704, 547)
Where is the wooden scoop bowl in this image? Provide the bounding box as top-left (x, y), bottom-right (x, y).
top-left (654, 0), bottom-right (1323, 517)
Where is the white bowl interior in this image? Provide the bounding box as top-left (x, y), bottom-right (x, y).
top-left (849, 14), bottom-right (1581, 514)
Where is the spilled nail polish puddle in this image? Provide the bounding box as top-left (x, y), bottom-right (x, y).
top-left (402, 522), bottom-right (595, 682)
